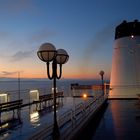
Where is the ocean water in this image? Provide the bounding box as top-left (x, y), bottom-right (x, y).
top-left (0, 79), bottom-right (101, 104)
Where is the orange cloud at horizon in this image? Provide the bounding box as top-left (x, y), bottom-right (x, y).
top-left (0, 69), bottom-right (110, 80)
top-left (0, 59), bottom-right (110, 80)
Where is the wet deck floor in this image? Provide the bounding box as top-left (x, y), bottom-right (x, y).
top-left (81, 100), bottom-right (140, 140)
top-left (94, 100), bottom-right (140, 140)
top-left (0, 97), bottom-right (87, 140)
top-left (1, 99), bottom-right (140, 140)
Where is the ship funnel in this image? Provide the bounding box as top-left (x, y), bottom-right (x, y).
top-left (110, 20), bottom-right (140, 98)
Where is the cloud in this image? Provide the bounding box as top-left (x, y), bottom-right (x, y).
top-left (1, 71), bottom-right (18, 76)
top-left (11, 51), bottom-right (32, 61)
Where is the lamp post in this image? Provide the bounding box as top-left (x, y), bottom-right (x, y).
top-left (99, 70), bottom-right (105, 95)
top-left (37, 43), bottom-right (69, 139)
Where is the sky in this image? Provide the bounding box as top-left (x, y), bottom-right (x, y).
top-left (0, 0), bottom-right (140, 80)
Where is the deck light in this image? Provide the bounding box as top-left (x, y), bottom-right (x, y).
top-left (83, 93), bottom-right (87, 98)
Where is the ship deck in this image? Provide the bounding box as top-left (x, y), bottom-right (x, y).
top-left (78, 99), bottom-right (140, 140)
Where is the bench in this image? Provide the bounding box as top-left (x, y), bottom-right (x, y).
top-left (39, 94), bottom-right (53, 101)
top-left (33, 92), bottom-right (64, 111)
top-left (0, 99), bottom-right (23, 113)
top-left (39, 92), bottom-right (63, 101)
top-left (33, 92), bottom-right (63, 103)
top-left (56, 92), bottom-right (63, 97)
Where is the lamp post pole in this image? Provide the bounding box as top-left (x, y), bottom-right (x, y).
top-left (52, 59), bottom-right (60, 139)
top-left (37, 43), bottom-right (69, 140)
top-left (47, 59), bottom-right (61, 139)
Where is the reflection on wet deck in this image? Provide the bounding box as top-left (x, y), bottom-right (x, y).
top-left (0, 96), bottom-right (89, 140)
top-left (0, 98), bottom-right (63, 139)
top-left (93, 100), bottom-right (140, 140)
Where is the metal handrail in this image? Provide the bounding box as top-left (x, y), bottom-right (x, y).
top-left (28, 94), bottom-right (107, 140)
top-left (29, 123), bottom-right (53, 140)
top-left (58, 109), bottom-right (73, 128)
top-left (61, 95), bottom-right (107, 140)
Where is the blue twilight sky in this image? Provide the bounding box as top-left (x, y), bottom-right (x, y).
top-left (0, 0), bottom-right (140, 80)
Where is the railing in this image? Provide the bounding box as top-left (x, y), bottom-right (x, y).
top-left (60, 94), bottom-right (107, 140)
top-left (58, 109), bottom-right (73, 128)
top-left (29, 94), bottom-right (108, 140)
top-left (29, 124), bottom-right (54, 140)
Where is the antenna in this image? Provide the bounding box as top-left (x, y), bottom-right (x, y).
top-left (18, 72), bottom-right (20, 100)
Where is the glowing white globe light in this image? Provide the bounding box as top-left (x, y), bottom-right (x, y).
top-left (37, 43), bottom-right (56, 62)
top-left (56, 49), bottom-right (69, 64)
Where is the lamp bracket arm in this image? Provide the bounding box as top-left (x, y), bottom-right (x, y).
top-left (56, 64), bottom-right (62, 79)
top-left (46, 62), bottom-right (53, 80)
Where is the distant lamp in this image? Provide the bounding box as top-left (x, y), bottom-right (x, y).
top-left (99, 70), bottom-right (105, 95)
top-left (37, 42), bottom-right (69, 139)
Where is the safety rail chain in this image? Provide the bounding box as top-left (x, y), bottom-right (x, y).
top-left (29, 94), bottom-right (107, 140)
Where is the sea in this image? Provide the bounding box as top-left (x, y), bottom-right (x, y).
top-left (0, 79), bottom-right (103, 104)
